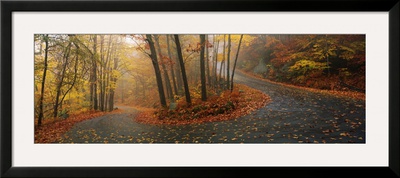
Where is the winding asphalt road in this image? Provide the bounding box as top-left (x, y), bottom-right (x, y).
top-left (60, 71), bottom-right (365, 143)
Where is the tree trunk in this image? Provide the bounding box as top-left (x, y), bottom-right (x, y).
top-left (146, 34), bottom-right (167, 108)
top-left (173, 35), bottom-right (191, 105)
top-left (226, 34), bottom-right (231, 90)
top-left (92, 35), bottom-right (98, 110)
top-left (166, 35), bottom-right (178, 96)
top-left (53, 42), bottom-right (72, 118)
top-left (89, 37), bottom-right (94, 109)
top-left (104, 35), bottom-right (112, 111)
top-left (200, 35), bottom-right (207, 101)
top-left (60, 44), bottom-right (79, 111)
top-left (211, 35), bottom-right (216, 88)
top-left (261, 34), bottom-right (269, 62)
top-left (230, 35), bottom-right (243, 91)
top-left (104, 69), bottom-right (108, 111)
top-left (213, 35), bottom-right (220, 90)
top-left (99, 35), bottom-right (105, 111)
top-left (154, 35), bottom-right (173, 101)
top-left (37, 34), bottom-right (49, 126)
top-left (325, 34), bottom-right (331, 76)
top-left (108, 57), bottom-right (119, 111)
top-left (104, 65), bottom-right (109, 111)
top-left (219, 35), bottom-right (226, 87)
top-left (205, 35), bottom-right (210, 87)
top-left (171, 36), bottom-right (184, 94)
top-left (58, 43), bottom-right (80, 109)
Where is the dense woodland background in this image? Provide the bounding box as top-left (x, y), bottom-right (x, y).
top-left (34, 34), bottom-right (365, 126)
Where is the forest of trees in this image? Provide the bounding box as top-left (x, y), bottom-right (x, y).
top-left (237, 34), bottom-right (365, 91)
top-left (34, 34), bottom-right (365, 127)
top-left (34, 34), bottom-right (125, 126)
top-left (34, 34), bottom-right (244, 126)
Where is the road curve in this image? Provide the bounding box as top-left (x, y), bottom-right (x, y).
top-left (60, 71), bottom-right (365, 143)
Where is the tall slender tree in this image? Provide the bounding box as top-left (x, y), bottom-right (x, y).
top-left (226, 34), bottom-right (231, 90)
top-left (53, 42), bottom-right (72, 117)
top-left (104, 35), bottom-right (113, 111)
top-left (205, 35), bottom-right (210, 87)
top-left (166, 35), bottom-right (178, 95)
top-left (146, 34), bottom-right (167, 107)
top-left (154, 35), bottom-right (173, 100)
top-left (219, 35), bottom-right (226, 85)
top-left (37, 34), bottom-right (49, 126)
top-left (200, 35), bottom-right (207, 101)
top-left (230, 35), bottom-right (244, 91)
top-left (99, 35), bottom-right (105, 111)
top-left (325, 34), bottom-right (331, 76)
top-left (108, 57), bottom-right (119, 111)
top-left (92, 35), bottom-right (98, 110)
top-left (170, 35), bottom-right (183, 94)
top-left (173, 35), bottom-right (191, 105)
top-left (213, 35), bottom-right (220, 90)
top-left (58, 42), bottom-right (80, 112)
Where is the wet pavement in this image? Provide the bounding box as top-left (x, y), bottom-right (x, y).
top-left (60, 71), bottom-right (365, 144)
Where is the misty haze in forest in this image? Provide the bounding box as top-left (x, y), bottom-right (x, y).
top-left (34, 34), bottom-right (365, 144)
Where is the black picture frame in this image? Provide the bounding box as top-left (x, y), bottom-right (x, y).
top-left (1, 0), bottom-right (399, 177)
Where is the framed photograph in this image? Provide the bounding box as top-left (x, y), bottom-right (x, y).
top-left (1, 0), bottom-right (399, 177)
